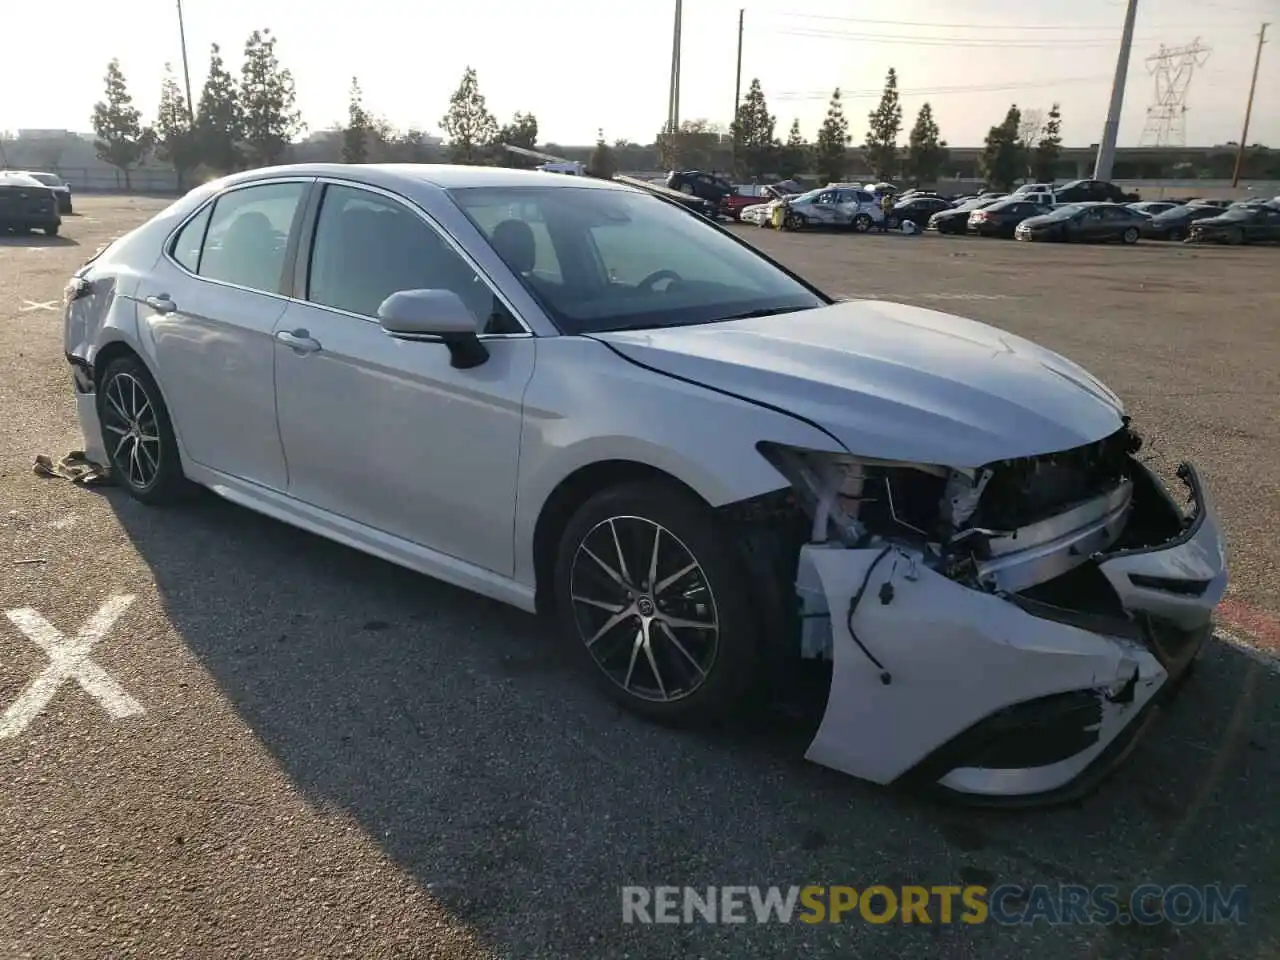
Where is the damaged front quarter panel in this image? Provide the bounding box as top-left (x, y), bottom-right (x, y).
top-left (762, 426), bottom-right (1228, 801)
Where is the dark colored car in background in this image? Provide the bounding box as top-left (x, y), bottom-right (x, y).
top-left (967, 198), bottom-right (1052, 238)
top-left (885, 194), bottom-right (953, 229)
top-left (1140, 202), bottom-right (1234, 241)
top-left (927, 195), bottom-right (1003, 234)
top-left (1187, 204), bottom-right (1280, 244)
top-left (1127, 200), bottom-right (1180, 217)
top-left (666, 170), bottom-right (735, 212)
top-left (1053, 179), bottom-right (1141, 204)
top-left (18, 171), bottom-right (73, 213)
top-left (0, 172), bottom-right (61, 236)
top-left (1015, 202), bottom-right (1147, 244)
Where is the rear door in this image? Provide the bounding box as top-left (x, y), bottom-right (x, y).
top-left (138, 177), bottom-right (312, 491)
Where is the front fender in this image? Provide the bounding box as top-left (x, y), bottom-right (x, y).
top-left (513, 337), bottom-right (845, 586)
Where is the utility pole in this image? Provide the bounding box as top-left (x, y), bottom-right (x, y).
top-left (731, 9), bottom-right (744, 171)
top-left (176, 0), bottom-right (196, 126)
top-left (1231, 22), bottom-right (1270, 187)
top-left (1094, 0), bottom-right (1139, 181)
top-left (666, 0), bottom-right (683, 135)
top-left (733, 10), bottom-right (744, 122)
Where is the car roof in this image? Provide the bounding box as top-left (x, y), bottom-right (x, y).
top-left (213, 162), bottom-right (629, 194)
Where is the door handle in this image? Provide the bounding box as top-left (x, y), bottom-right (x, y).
top-left (144, 293), bottom-right (177, 314)
top-left (276, 329), bottom-right (322, 354)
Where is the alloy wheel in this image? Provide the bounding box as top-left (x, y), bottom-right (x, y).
top-left (568, 515), bottom-right (720, 703)
top-left (100, 372), bottom-right (162, 489)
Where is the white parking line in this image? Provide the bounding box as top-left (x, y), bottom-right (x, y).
top-left (1, 594), bottom-right (144, 739)
top-left (20, 300), bottom-right (60, 312)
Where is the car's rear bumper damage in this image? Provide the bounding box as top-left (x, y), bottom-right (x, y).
top-left (754, 432), bottom-right (1227, 803)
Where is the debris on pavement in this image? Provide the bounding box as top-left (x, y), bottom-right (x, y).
top-left (32, 451), bottom-right (112, 486)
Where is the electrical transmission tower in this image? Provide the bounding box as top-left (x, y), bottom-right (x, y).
top-left (1139, 39), bottom-right (1212, 147)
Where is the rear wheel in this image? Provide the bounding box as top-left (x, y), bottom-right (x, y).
top-left (853, 213), bottom-right (873, 233)
top-left (44, 224), bottom-right (59, 237)
top-left (1228, 227), bottom-right (1245, 245)
top-left (96, 355), bottom-right (193, 505)
top-left (553, 480), bottom-right (761, 726)
top-left (1167, 228), bottom-right (1185, 242)
top-left (1122, 226), bottom-right (1139, 244)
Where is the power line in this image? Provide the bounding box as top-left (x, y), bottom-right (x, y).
top-left (770, 11), bottom-right (1251, 33)
top-left (772, 76), bottom-right (1115, 101)
top-left (772, 28), bottom-right (1192, 50)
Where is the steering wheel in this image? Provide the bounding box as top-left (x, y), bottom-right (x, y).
top-left (637, 269), bottom-right (683, 291)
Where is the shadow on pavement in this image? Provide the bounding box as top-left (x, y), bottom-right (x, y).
top-left (97, 485), bottom-right (1278, 959)
top-left (0, 231), bottom-right (79, 248)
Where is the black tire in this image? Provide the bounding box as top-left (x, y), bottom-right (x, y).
top-left (1168, 228), bottom-right (1184, 242)
top-left (854, 213), bottom-right (873, 233)
top-left (96, 355), bottom-right (193, 505)
top-left (553, 480), bottom-right (762, 727)
top-left (1122, 226), bottom-right (1139, 244)
top-left (45, 224), bottom-right (59, 237)
top-left (785, 212), bottom-right (803, 231)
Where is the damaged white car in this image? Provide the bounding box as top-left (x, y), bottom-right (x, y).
top-left (63, 164), bottom-right (1227, 803)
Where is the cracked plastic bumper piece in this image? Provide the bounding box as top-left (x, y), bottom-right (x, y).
top-left (800, 461), bottom-right (1227, 802)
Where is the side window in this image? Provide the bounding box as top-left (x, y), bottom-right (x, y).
top-left (170, 203), bottom-right (212, 272)
top-left (198, 182), bottom-right (305, 293)
top-left (306, 184), bottom-right (522, 335)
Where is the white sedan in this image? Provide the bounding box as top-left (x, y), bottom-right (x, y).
top-left (63, 163), bottom-right (1227, 803)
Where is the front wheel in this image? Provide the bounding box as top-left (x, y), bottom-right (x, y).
top-left (1122, 226), bottom-right (1139, 244)
top-left (553, 480), bottom-right (761, 726)
top-left (784, 212), bottom-right (804, 231)
top-left (96, 355), bottom-right (193, 505)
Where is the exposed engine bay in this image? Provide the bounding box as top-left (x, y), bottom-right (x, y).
top-left (753, 421), bottom-right (1199, 662)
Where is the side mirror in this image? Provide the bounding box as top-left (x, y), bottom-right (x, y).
top-left (376, 288), bottom-right (489, 369)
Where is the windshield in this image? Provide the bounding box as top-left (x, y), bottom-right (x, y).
top-left (1214, 207), bottom-right (1254, 220)
top-left (28, 173), bottom-right (63, 186)
top-left (450, 185), bottom-right (828, 335)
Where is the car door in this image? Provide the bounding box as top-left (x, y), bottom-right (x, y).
top-left (1247, 208), bottom-right (1280, 240)
top-left (271, 180), bottom-right (535, 576)
top-left (138, 177), bottom-right (311, 491)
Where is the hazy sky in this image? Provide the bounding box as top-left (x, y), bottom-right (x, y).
top-left (2, 0), bottom-right (1275, 147)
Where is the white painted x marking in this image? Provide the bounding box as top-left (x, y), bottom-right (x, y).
top-left (20, 300), bottom-right (60, 312)
top-left (1, 594), bottom-right (143, 739)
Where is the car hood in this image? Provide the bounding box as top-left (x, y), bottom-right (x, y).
top-left (590, 300), bottom-right (1125, 467)
top-left (1191, 216), bottom-right (1247, 228)
top-left (1019, 213), bottom-right (1073, 227)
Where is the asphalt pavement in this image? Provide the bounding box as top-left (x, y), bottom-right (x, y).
top-left (1, 197), bottom-right (1277, 959)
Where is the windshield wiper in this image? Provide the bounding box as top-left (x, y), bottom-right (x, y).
top-left (714, 305), bottom-right (816, 322)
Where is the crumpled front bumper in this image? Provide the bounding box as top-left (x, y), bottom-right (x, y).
top-left (799, 460), bottom-right (1227, 804)
top-left (70, 360), bottom-right (108, 466)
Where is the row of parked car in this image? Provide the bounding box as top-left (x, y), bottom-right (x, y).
top-left (712, 174), bottom-right (1280, 246)
top-left (930, 188), bottom-right (1280, 245)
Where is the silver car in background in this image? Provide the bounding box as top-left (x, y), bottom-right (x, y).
top-left (63, 163), bottom-right (1227, 804)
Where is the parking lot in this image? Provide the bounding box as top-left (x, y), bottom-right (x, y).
top-left (2, 195), bottom-right (1278, 959)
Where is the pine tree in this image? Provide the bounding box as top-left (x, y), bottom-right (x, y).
top-left (91, 59), bottom-right (152, 190)
top-left (904, 102), bottom-right (949, 185)
top-left (979, 105), bottom-right (1027, 192)
top-left (154, 64), bottom-right (199, 191)
top-left (195, 44), bottom-right (243, 174)
top-left (588, 128), bottom-right (618, 179)
top-left (342, 77), bottom-right (371, 164)
top-left (864, 68), bottom-right (903, 179)
top-left (239, 28), bottom-right (302, 168)
top-left (730, 78), bottom-right (778, 180)
top-left (778, 119), bottom-right (809, 177)
top-left (814, 89), bottom-right (850, 184)
top-left (498, 112), bottom-right (539, 167)
top-left (441, 67), bottom-right (499, 164)
top-left (1032, 103), bottom-right (1063, 182)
